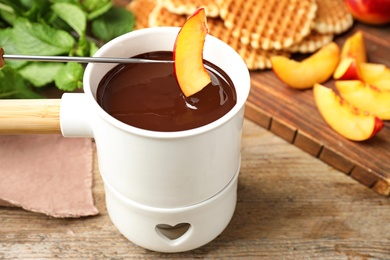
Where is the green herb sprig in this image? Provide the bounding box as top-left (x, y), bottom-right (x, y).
top-left (0, 0), bottom-right (135, 98)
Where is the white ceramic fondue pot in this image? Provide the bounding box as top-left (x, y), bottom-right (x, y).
top-left (0, 27), bottom-right (251, 252)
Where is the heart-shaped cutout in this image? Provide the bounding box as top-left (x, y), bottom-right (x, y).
top-left (155, 223), bottom-right (191, 240)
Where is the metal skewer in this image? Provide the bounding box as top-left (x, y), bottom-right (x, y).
top-left (0, 48), bottom-right (174, 67)
top-left (3, 54), bottom-right (175, 64)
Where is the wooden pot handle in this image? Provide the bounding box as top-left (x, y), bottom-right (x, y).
top-left (0, 99), bottom-right (61, 134)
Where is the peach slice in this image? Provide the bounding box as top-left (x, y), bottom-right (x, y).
top-left (333, 57), bottom-right (362, 80)
top-left (359, 62), bottom-right (387, 82)
top-left (313, 83), bottom-right (383, 141)
top-left (334, 31), bottom-right (367, 80)
top-left (360, 63), bottom-right (390, 90)
top-left (335, 62), bottom-right (390, 90)
top-left (340, 31), bottom-right (367, 63)
top-left (370, 78), bottom-right (390, 91)
top-left (271, 42), bottom-right (340, 89)
top-left (335, 80), bottom-right (390, 120)
top-left (173, 7), bottom-right (211, 97)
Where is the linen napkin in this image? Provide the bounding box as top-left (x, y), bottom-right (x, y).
top-left (0, 135), bottom-right (98, 218)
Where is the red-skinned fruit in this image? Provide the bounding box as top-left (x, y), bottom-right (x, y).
top-left (344, 0), bottom-right (390, 25)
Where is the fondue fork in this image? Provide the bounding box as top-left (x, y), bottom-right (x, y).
top-left (0, 48), bottom-right (174, 67)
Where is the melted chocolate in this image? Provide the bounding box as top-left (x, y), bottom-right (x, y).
top-left (97, 51), bottom-right (236, 132)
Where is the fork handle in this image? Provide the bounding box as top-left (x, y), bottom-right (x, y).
top-left (0, 99), bottom-right (61, 134)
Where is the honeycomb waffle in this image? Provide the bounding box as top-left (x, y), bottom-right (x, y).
top-left (313, 0), bottom-right (353, 34)
top-left (219, 0), bottom-right (318, 51)
top-left (149, 4), bottom-right (187, 28)
top-left (288, 31), bottom-right (334, 53)
top-left (207, 18), bottom-right (291, 70)
top-left (148, 4), bottom-right (290, 69)
top-left (157, 0), bottom-right (220, 17)
top-left (126, 0), bottom-right (157, 30)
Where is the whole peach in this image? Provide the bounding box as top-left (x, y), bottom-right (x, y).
top-left (344, 0), bottom-right (390, 25)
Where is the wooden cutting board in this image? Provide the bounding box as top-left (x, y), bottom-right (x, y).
top-left (245, 22), bottom-right (390, 196)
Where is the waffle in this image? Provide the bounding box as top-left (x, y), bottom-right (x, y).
top-left (288, 31), bottom-right (334, 53)
top-left (126, 0), bottom-right (157, 30)
top-left (148, 4), bottom-right (290, 69)
top-left (313, 0), bottom-right (353, 34)
top-left (219, 0), bottom-right (318, 51)
top-left (208, 18), bottom-right (291, 70)
top-left (157, 0), bottom-right (220, 17)
top-left (149, 4), bottom-right (186, 28)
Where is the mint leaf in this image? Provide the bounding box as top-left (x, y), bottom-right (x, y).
top-left (50, 0), bottom-right (81, 7)
top-left (13, 18), bottom-right (75, 55)
top-left (54, 62), bottom-right (83, 91)
top-left (0, 0), bottom-right (26, 17)
top-left (0, 0), bottom-right (52, 23)
top-left (23, 0), bottom-right (52, 22)
top-left (0, 1), bottom-right (135, 97)
top-left (51, 3), bottom-right (86, 37)
top-left (0, 28), bottom-right (27, 68)
top-left (91, 6), bottom-right (134, 42)
top-left (0, 7), bottom-right (17, 26)
top-left (88, 40), bottom-right (99, 56)
top-left (0, 66), bottom-right (41, 98)
top-left (82, 0), bottom-right (112, 20)
top-left (0, 27), bottom-right (15, 50)
top-left (81, 0), bottom-right (110, 11)
top-left (18, 62), bottom-right (64, 87)
top-left (74, 35), bottom-right (90, 57)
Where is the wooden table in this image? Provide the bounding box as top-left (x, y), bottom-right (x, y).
top-left (1, 118), bottom-right (390, 258)
top-left (2, 0), bottom-right (390, 257)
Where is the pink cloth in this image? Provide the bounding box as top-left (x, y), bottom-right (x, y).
top-left (0, 135), bottom-right (98, 218)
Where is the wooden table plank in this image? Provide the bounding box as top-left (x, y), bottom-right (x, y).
top-left (1, 119), bottom-right (390, 258)
top-left (245, 22), bottom-right (390, 196)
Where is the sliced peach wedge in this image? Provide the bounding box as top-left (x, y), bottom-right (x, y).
top-left (359, 63), bottom-right (390, 90)
top-left (370, 78), bottom-right (390, 91)
top-left (333, 57), bottom-right (362, 80)
top-left (271, 42), bottom-right (340, 89)
top-left (340, 31), bottom-right (367, 63)
top-left (333, 61), bottom-right (390, 90)
top-left (333, 31), bottom-right (367, 80)
top-left (335, 80), bottom-right (390, 120)
top-left (359, 62), bottom-right (388, 82)
top-left (173, 7), bottom-right (211, 97)
top-left (313, 83), bottom-right (384, 141)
